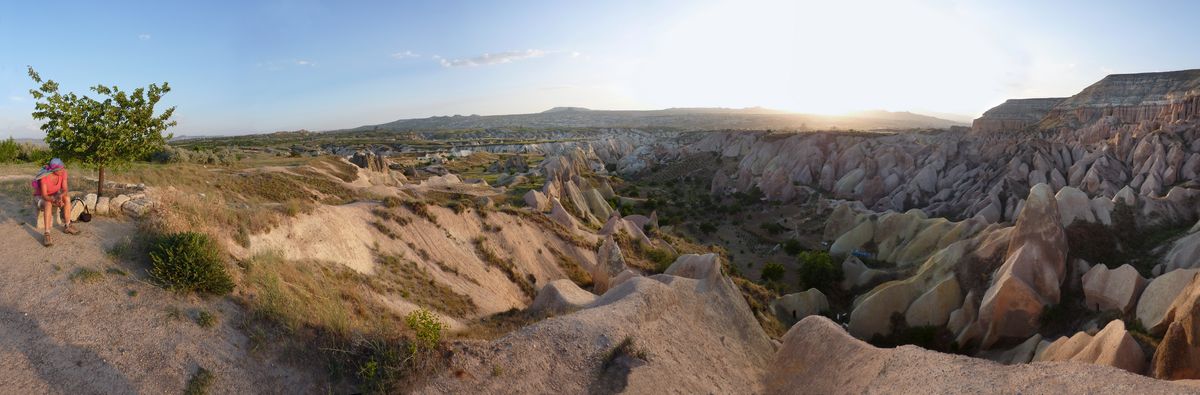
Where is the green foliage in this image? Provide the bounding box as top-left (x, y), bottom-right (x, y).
top-left (27, 67), bottom-right (175, 195)
top-left (760, 262), bottom-right (785, 282)
top-left (797, 250), bottom-right (842, 292)
top-left (782, 239), bottom-right (803, 255)
top-left (404, 308), bottom-right (445, 354)
top-left (760, 222), bottom-right (786, 235)
top-left (69, 268), bottom-right (104, 284)
top-left (147, 232), bottom-right (234, 295)
top-left (0, 137), bottom-right (17, 162)
top-left (196, 310), bottom-right (217, 328)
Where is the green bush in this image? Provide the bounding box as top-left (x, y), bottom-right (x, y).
top-left (782, 239), bottom-right (803, 255)
top-left (405, 308), bottom-right (445, 354)
top-left (148, 232), bottom-right (234, 295)
top-left (797, 251), bottom-right (841, 292)
top-left (0, 137), bottom-right (17, 162)
top-left (760, 262), bottom-right (785, 282)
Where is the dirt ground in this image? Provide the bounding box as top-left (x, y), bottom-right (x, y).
top-left (0, 191), bottom-right (324, 393)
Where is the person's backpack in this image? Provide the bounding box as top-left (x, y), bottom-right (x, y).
top-left (73, 198), bottom-right (92, 223)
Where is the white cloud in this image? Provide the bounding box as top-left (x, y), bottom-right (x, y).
top-left (437, 49), bottom-right (547, 68)
top-left (138, 34), bottom-right (151, 40)
top-left (391, 50), bottom-right (420, 59)
top-left (296, 60), bottom-right (313, 66)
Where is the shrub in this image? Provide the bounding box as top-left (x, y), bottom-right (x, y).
top-left (760, 262), bottom-right (785, 282)
top-left (148, 232), bottom-right (234, 295)
top-left (797, 251), bottom-right (841, 292)
top-left (0, 137), bottom-right (18, 162)
top-left (405, 308), bottom-right (445, 354)
top-left (782, 239), bottom-right (803, 256)
top-left (184, 367), bottom-right (215, 395)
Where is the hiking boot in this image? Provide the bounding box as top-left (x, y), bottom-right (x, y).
top-left (63, 224), bottom-right (80, 235)
top-left (43, 232), bottom-right (53, 247)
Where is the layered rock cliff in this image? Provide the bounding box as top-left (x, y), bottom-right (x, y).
top-left (1041, 69), bottom-right (1200, 130)
top-left (971, 97), bottom-right (1065, 134)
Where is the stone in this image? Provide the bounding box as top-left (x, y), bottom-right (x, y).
top-left (1082, 264), bottom-right (1147, 314)
top-left (904, 275), bottom-right (962, 328)
top-left (122, 198), bottom-right (153, 218)
top-left (1033, 320), bottom-right (1145, 374)
top-left (528, 279), bottom-right (596, 315)
top-left (110, 194), bottom-right (130, 213)
top-left (978, 183), bottom-right (1068, 349)
top-left (771, 288), bottom-right (829, 327)
top-left (1137, 269), bottom-right (1200, 335)
top-left (83, 193), bottom-right (97, 212)
top-left (95, 197), bottom-right (110, 216)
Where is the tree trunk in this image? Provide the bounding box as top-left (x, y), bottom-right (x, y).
top-left (97, 166), bottom-right (105, 197)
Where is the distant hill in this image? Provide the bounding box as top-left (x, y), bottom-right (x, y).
top-left (342, 107), bottom-right (968, 133)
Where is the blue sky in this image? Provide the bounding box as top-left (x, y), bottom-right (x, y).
top-left (2, 0), bottom-right (1199, 138)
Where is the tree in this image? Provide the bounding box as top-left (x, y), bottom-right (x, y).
top-left (760, 262), bottom-right (785, 283)
top-left (27, 67), bottom-right (175, 197)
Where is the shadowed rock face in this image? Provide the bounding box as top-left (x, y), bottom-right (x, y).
top-left (972, 98), bottom-right (1066, 134)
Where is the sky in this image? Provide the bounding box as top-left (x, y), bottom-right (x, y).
top-left (1, 0), bottom-right (1199, 138)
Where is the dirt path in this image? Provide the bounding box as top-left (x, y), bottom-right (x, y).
top-left (0, 196), bottom-right (322, 393)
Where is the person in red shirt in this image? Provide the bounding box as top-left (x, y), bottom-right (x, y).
top-left (33, 158), bottom-right (80, 246)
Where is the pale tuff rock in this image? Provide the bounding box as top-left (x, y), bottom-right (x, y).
top-left (109, 194), bottom-right (130, 212)
top-left (548, 198), bottom-right (577, 230)
top-left (523, 189), bottom-right (549, 212)
top-left (1136, 268), bottom-right (1200, 335)
top-left (1081, 264), bottom-right (1147, 314)
top-left (610, 269), bottom-right (639, 289)
top-left (829, 219), bottom-right (874, 256)
top-left (849, 240), bottom-right (969, 339)
top-left (83, 193), bottom-right (97, 212)
top-left (765, 316), bottom-right (1190, 394)
top-left (1033, 320), bottom-right (1145, 374)
top-left (840, 255), bottom-right (888, 290)
top-left (980, 334), bottom-right (1043, 365)
top-left (1163, 225), bottom-right (1200, 272)
top-left (904, 275), bottom-right (963, 328)
top-left (528, 279), bottom-right (597, 316)
top-left (1151, 274), bottom-right (1200, 379)
top-left (978, 183), bottom-right (1068, 349)
top-left (770, 288), bottom-right (829, 327)
top-left (96, 197), bottom-right (110, 216)
top-left (591, 235), bottom-right (627, 294)
top-left (1055, 186), bottom-right (1095, 226)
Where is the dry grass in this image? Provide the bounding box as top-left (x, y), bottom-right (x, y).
top-left (371, 254), bottom-right (478, 317)
top-left (550, 248), bottom-right (593, 289)
top-left (473, 237), bottom-right (536, 299)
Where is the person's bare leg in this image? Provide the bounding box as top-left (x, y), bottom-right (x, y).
top-left (60, 195), bottom-right (79, 234)
top-left (41, 198), bottom-right (53, 246)
top-left (42, 198), bottom-right (53, 234)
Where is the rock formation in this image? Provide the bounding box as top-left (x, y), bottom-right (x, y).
top-left (765, 316), bottom-right (1190, 394)
top-left (971, 97), bottom-right (1065, 134)
top-left (977, 183), bottom-right (1068, 348)
top-left (1033, 320), bottom-right (1146, 374)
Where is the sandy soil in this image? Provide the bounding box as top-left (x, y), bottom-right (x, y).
top-left (0, 194), bottom-right (324, 393)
